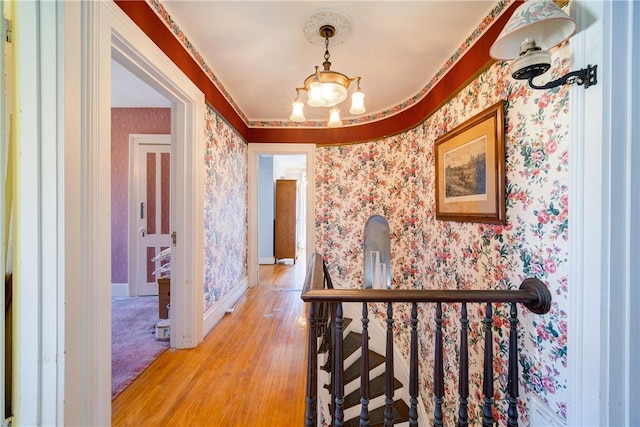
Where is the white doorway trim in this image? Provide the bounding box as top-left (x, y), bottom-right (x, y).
top-left (108, 4), bottom-right (205, 350)
top-left (128, 133), bottom-right (172, 297)
top-left (248, 143), bottom-right (316, 287)
top-left (67, 2), bottom-right (205, 425)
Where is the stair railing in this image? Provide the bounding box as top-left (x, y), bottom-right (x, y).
top-left (301, 252), bottom-right (552, 427)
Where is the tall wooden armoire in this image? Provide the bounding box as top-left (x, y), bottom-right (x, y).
top-left (274, 179), bottom-right (297, 263)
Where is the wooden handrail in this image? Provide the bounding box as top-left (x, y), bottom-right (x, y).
top-left (302, 253), bottom-right (552, 314)
top-left (301, 251), bottom-right (552, 426)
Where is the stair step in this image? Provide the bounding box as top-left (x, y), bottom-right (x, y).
top-left (343, 374), bottom-right (403, 410)
top-left (343, 350), bottom-right (386, 385)
top-left (321, 331), bottom-right (363, 372)
top-left (344, 399), bottom-right (410, 427)
top-left (322, 349), bottom-right (386, 385)
top-left (318, 318), bottom-right (352, 353)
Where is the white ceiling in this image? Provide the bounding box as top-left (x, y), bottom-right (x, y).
top-left (111, 1), bottom-right (499, 124)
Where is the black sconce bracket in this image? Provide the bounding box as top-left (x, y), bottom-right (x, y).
top-left (528, 64), bottom-right (598, 90)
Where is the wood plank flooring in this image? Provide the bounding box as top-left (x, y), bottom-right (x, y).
top-left (112, 257), bottom-right (309, 426)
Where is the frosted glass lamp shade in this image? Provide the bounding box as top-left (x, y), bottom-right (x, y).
top-left (307, 79), bottom-right (325, 107)
top-left (289, 99), bottom-right (306, 122)
top-left (350, 88), bottom-right (366, 115)
top-left (321, 82), bottom-right (348, 107)
top-left (489, 0), bottom-right (576, 60)
top-left (327, 107), bottom-right (342, 127)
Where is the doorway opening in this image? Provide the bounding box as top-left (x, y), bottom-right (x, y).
top-left (257, 155), bottom-right (307, 266)
top-left (110, 58), bottom-right (174, 400)
top-left (248, 143), bottom-right (316, 287)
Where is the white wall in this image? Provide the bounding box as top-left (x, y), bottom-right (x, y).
top-left (258, 156), bottom-right (275, 263)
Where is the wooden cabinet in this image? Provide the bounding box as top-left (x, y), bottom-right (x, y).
top-left (158, 278), bottom-right (170, 319)
top-left (274, 179), bottom-right (297, 263)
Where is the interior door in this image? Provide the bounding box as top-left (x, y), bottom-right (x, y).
top-left (134, 135), bottom-right (171, 296)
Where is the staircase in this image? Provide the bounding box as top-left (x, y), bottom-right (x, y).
top-left (318, 317), bottom-right (410, 427)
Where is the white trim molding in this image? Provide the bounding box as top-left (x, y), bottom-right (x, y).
top-left (14, 1), bottom-right (65, 425)
top-left (568, 1), bottom-right (605, 425)
top-left (569, 1), bottom-right (639, 425)
top-left (63, 1), bottom-right (205, 425)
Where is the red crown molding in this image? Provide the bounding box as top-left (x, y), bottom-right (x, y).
top-left (113, 0), bottom-right (249, 140)
top-left (114, 0), bottom-right (521, 145)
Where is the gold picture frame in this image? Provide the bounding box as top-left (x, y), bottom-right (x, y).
top-left (434, 101), bottom-right (505, 224)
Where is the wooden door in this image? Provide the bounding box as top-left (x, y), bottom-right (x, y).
top-left (133, 136), bottom-right (172, 295)
top-left (274, 180), bottom-right (297, 263)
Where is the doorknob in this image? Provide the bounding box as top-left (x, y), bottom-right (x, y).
top-left (138, 227), bottom-right (146, 237)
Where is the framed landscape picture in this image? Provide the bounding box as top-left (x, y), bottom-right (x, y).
top-left (434, 101), bottom-right (505, 224)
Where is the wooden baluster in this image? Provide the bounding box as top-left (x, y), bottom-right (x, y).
top-left (360, 303), bottom-right (371, 426)
top-left (507, 302), bottom-right (519, 427)
top-left (457, 303), bottom-right (469, 427)
top-left (329, 303), bottom-right (336, 424)
top-left (434, 302), bottom-right (444, 427)
top-left (409, 302), bottom-right (419, 427)
top-left (334, 302), bottom-right (345, 427)
top-left (305, 301), bottom-right (318, 427)
top-left (482, 303), bottom-right (494, 427)
top-left (384, 303), bottom-right (395, 427)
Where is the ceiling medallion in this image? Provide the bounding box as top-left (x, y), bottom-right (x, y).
top-left (303, 9), bottom-right (352, 46)
top-left (291, 11), bottom-right (365, 127)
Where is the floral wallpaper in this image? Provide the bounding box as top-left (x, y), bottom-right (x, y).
top-left (315, 47), bottom-right (572, 424)
top-left (203, 106), bottom-right (248, 312)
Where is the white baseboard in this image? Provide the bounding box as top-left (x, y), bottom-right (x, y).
top-left (111, 283), bottom-right (129, 297)
top-left (259, 256), bottom-right (275, 264)
top-left (202, 278), bottom-right (248, 337)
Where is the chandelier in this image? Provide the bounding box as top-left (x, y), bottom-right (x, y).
top-left (289, 24), bottom-right (365, 127)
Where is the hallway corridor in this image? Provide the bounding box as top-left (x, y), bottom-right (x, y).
top-left (112, 257), bottom-right (308, 426)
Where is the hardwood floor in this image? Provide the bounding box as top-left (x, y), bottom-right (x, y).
top-left (112, 257), bottom-right (309, 426)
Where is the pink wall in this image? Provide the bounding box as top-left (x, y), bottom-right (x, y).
top-left (111, 108), bottom-right (171, 283)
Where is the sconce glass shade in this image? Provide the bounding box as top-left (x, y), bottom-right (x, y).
top-left (350, 86), bottom-right (366, 115)
top-left (327, 107), bottom-right (342, 127)
top-left (489, 0), bottom-right (576, 61)
top-left (289, 97), bottom-right (306, 122)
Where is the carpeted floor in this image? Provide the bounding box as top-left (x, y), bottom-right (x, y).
top-left (111, 296), bottom-right (169, 399)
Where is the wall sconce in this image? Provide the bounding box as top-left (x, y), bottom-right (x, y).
top-left (489, 0), bottom-right (597, 90)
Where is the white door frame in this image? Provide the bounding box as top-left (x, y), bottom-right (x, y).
top-left (569, 1), bottom-right (639, 425)
top-left (248, 143), bottom-right (316, 287)
top-left (63, 2), bottom-right (205, 425)
top-left (0, 1), bottom-right (9, 422)
top-left (128, 133), bottom-right (172, 297)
